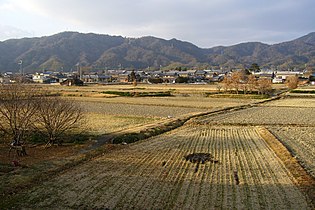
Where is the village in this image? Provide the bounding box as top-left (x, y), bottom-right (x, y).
top-left (0, 66), bottom-right (314, 86)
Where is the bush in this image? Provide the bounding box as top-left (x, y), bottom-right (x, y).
top-left (175, 76), bottom-right (189, 83)
top-left (291, 90), bottom-right (315, 94)
top-left (148, 78), bottom-right (163, 84)
top-left (112, 133), bottom-right (145, 144)
top-left (102, 91), bottom-right (132, 97)
top-left (286, 76), bottom-right (299, 89)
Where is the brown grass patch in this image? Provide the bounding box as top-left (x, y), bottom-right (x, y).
top-left (0, 141), bottom-right (124, 207)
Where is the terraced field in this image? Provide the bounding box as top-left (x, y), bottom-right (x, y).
top-left (13, 125), bottom-right (311, 209)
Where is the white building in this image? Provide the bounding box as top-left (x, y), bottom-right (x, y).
top-left (32, 73), bottom-right (50, 83)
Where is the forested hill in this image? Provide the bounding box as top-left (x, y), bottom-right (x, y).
top-left (0, 31), bottom-right (314, 72)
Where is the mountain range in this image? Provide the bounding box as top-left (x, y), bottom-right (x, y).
top-left (0, 31), bottom-right (314, 73)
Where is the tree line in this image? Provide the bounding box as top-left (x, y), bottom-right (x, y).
top-left (220, 70), bottom-right (273, 95)
top-left (220, 69), bottom-right (299, 95)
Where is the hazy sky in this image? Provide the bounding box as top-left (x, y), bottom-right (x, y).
top-left (0, 0), bottom-right (314, 47)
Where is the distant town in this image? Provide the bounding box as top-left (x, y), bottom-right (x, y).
top-left (0, 65), bottom-right (314, 86)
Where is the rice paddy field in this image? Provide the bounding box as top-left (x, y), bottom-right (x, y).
top-left (195, 106), bottom-right (315, 126)
top-left (268, 126), bottom-right (315, 178)
top-left (11, 125), bottom-right (312, 209)
top-left (1, 84), bottom-right (315, 209)
top-left (45, 83), bottom-right (222, 95)
top-left (76, 92), bottom-right (263, 134)
top-left (194, 97), bottom-right (315, 181)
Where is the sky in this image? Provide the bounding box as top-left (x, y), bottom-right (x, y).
top-left (0, 0), bottom-right (314, 48)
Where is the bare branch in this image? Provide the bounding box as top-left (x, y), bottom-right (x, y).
top-left (0, 84), bottom-right (39, 145)
top-left (34, 97), bottom-right (85, 145)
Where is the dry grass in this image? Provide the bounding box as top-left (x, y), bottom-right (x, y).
top-left (0, 143), bottom-right (91, 199)
top-left (84, 113), bottom-right (161, 134)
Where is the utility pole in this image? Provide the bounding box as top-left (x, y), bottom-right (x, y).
top-left (18, 60), bottom-right (23, 75)
top-left (76, 63), bottom-right (82, 80)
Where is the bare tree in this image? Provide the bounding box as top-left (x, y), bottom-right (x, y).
top-left (286, 75), bottom-right (299, 89)
top-left (247, 74), bottom-right (257, 93)
top-left (231, 71), bottom-right (244, 94)
top-left (222, 76), bottom-right (232, 92)
top-left (0, 84), bottom-right (38, 146)
top-left (35, 97), bottom-right (84, 146)
top-left (257, 78), bottom-right (272, 95)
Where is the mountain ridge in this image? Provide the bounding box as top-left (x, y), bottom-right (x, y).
top-left (0, 31), bottom-right (314, 72)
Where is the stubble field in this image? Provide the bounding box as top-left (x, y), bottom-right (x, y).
top-left (14, 125), bottom-right (311, 209)
top-left (195, 106), bottom-right (315, 126)
top-left (76, 95), bottom-right (262, 134)
top-left (2, 85), bottom-right (315, 209)
top-left (268, 126), bottom-right (315, 178)
top-left (194, 97), bottom-right (315, 181)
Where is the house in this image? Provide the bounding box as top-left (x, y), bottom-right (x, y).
top-left (253, 71), bottom-right (274, 81)
top-left (51, 73), bottom-right (68, 83)
top-left (272, 77), bottom-right (284, 84)
top-left (274, 71), bottom-right (301, 80)
top-left (82, 74), bottom-right (112, 83)
top-left (60, 78), bottom-right (84, 86)
top-left (210, 75), bottom-right (224, 82)
top-left (0, 74), bottom-right (10, 84)
top-left (309, 73), bottom-right (315, 85)
top-left (32, 73), bottom-right (50, 83)
top-left (148, 70), bottom-right (163, 78)
top-left (270, 71), bottom-right (305, 83)
top-left (117, 73), bottom-right (129, 83)
top-left (177, 70), bottom-right (195, 78)
top-left (194, 70), bottom-right (207, 77)
top-left (162, 71), bottom-right (178, 83)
